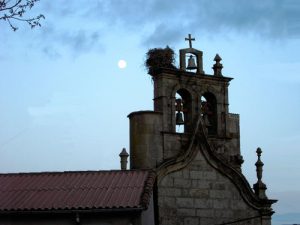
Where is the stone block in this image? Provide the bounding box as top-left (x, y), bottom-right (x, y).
top-left (199, 217), bottom-right (215, 225)
top-left (194, 199), bottom-right (213, 208)
top-left (189, 164), bottom-right (201, 170)
top-left (177, 208), bottom-right (196, 217)
top-left (182, 170), bottom-right (190, 179)
top-left (215, 209), bottom-right (234, 218)
top-left (202, 171), bottom-right (217, 180)
top-left (230, 200), bottom-right (248, 210)
top-left (213, 182), bottom-right (226, 190)
top-left (196, 209), bottom-right (214, 217)
top-left (181, 189), bottom-right (189, 197)
top-left (190, 170), bottom-right (203, 179)
top-left (159, 197), bottom-right (176, 208)
top-left (160, 176), bottom-right (174, 187)
top-left (236, 209), bottom-right (257, 219)
top-left (197, 180), bottom-right (212, 189)
top-left (213, 199), bottom-right (229, 209)
top-left (232, 191), bottom-right (242, 200)
top-left (159, 187), bottom-right (182, 197)
top-left (174, 178), bottom-right (191, 188)
top-left (184, 217), bottom-right (199, 225)
top-left (159, 207), bottom-right (177, 217)
top-left (160, 216), bottom-right (180, 225)
top-left (199, 163), bottom-right (214, 171)
top-left (176, 197), bottom-right (194, 208)
top-left (191, 180), bottom-right (198, 188)
top-left (169, 171), bottom-right (183, 178)
top-left (189, 189), bottom-right (209, 198)
top-left (210, 190), bottom-right (231, 199)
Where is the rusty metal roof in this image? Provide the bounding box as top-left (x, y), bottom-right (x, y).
top-left (0, 170), bottom-right (155, 212)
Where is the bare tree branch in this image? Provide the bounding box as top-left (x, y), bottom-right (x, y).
top-left (0, 0), bottom-right (21, 12)
top-left (0, 0), bottom-right (44, 31)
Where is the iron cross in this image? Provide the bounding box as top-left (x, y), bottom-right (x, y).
top-left (185, 34), bottom-right (195, 48)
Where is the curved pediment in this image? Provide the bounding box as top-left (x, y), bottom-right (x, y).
top-left (156, 115), bottom-right (276, 214)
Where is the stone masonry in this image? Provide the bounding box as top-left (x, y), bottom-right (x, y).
top-left (158, 151), bottom-right (260, 225)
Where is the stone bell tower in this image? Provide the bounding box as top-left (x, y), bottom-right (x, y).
top-left (129, 34), bottom-right (242, 171)
top-left (128, 35), bottom-right (276, 225)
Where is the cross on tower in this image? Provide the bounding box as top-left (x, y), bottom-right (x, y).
top-left (185, 34), bottom-right (195, 48)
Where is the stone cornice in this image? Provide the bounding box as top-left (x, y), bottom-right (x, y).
top-left (151, 68), bottom-right (233, 83)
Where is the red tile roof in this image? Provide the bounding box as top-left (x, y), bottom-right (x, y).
top-left (0, 170), bottom-right (155, 212)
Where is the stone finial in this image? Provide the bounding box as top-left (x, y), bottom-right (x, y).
top-left (119, 148), bottom-right (129, 170)
top-left (212, 54), bottom-right (223, 76)
top-left (253, 147), bottom-right (268, 199)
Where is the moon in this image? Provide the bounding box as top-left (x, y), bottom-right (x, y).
top-left (118, 60), bottom-right (127, 69)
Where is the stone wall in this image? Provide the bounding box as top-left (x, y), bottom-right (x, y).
top-left (157, 150), bottom-right (260, 225)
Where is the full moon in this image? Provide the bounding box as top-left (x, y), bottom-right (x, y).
top-left (118, 60), bottom-right (127, 69)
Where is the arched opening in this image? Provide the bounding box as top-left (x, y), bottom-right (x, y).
top-left (201, 92), bottom-right (217, 135)
top-left (175, 89), bottom-right (192, 133)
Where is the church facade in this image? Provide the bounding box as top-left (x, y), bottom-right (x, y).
top-left (0, 35), bottom-right (276, 225)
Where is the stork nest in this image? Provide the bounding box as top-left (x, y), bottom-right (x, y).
top-left (145, 46), bottom-right (177, 75)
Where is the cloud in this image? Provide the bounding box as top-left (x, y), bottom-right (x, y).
top-left (27, 92), bottom-right (84, 121)
top-left (42, 47), bottom-right (61, 59)
top-left (141, 23), bottom-right (186, 47)
top-left (87, 0), bottom-right (300, 43)
top-left (59, 30), bottom-right (101, 54)
top-left (33, 0), bottom-right (300, 56)
top-left (36, 22), bottom-right (103, 58)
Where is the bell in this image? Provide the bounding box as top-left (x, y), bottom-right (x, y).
top-left (176, 112), bottom-right (184, 125)
top-left (175, 98), bottom-right (183, 111)
top-left (186, 55), bottom-right (197, 70)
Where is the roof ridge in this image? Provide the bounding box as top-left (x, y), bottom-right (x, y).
top-left (0, 169), bottom-right (152, 176)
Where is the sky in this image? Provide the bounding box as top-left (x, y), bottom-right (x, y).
top-left (0, 0), bottom-right (300, 223)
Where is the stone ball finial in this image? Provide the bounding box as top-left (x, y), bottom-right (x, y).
top-left (256, 147), bottom-right (262, 156)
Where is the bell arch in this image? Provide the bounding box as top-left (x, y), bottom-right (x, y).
top-left (179, 48), bottom-right (204, 74)
top-left (200, 92), bottom-right (217, 135)
top-left (175, 88), bottom-right (192, 133)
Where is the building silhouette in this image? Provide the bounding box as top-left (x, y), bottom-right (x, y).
top-left (0, 35), bottom-right (277, 225)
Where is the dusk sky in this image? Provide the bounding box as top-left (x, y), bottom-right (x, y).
top-left (0, 1), bottom-right (300, 223)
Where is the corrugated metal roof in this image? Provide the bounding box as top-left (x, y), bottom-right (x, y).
top-left (0, 170), bottom-right (155, 212)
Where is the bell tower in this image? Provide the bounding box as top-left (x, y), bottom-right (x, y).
top-left (129, 34), bottom-right (242, 170)
top-left (128, 34), bottom-right (276, 225)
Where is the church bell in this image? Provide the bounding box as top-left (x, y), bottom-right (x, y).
top-left (176, 112), bottom-right (184, 125)
top-left (186, 55), bottom-right (197, 70)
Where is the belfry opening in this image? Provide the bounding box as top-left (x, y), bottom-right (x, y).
top-left (201, 92), bottom-right (217, 135)
top-left (175, 89), bottom-right (192, 133)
